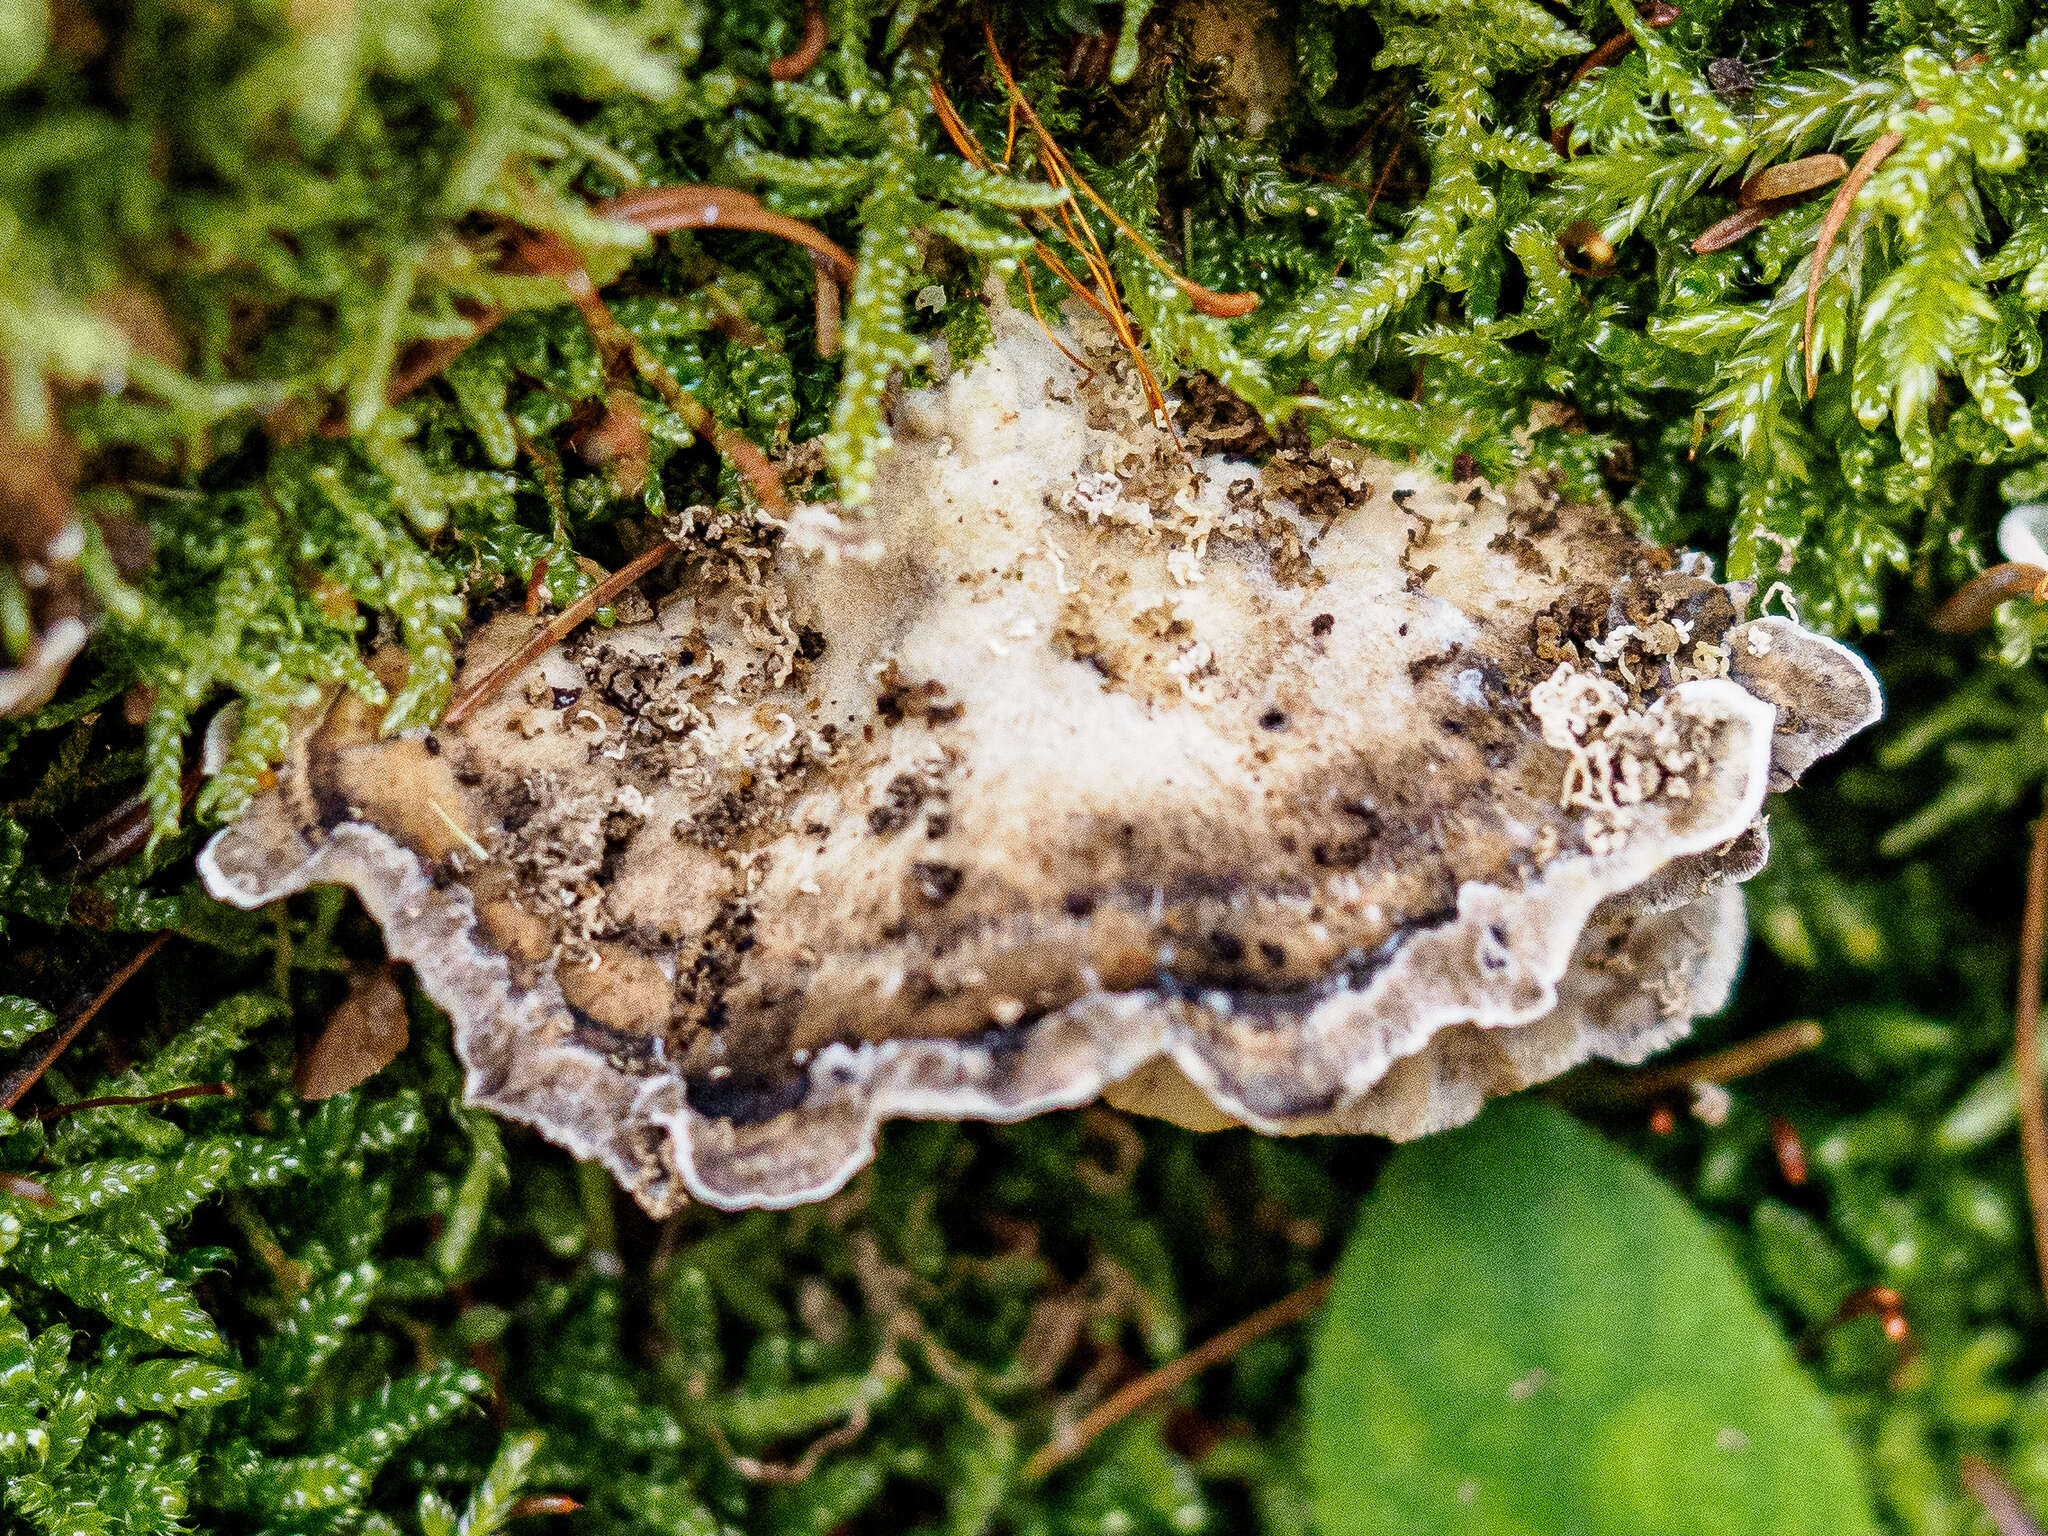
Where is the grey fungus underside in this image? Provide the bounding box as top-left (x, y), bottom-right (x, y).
top-left (200, 309), bottom-right (1881, 1213)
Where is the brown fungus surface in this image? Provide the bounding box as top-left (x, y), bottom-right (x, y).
top-left (199, 306), bottom-right (1880, 1212)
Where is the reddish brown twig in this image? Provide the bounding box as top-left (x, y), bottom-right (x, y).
top-left (1803, 129), bottom-right (1900, 396)
top-left (33, 1082), bottom-right (233, 1120)
top-left (2016, 807), bottom-right (2048, 1306)
top-left (441, 539), bottom-right (676, 728)
top-left (934, 34), bottom-right (1259, 368)
top-left (319, 308), bottom-right (508, 436)
top-left (1615, 1020), bottom-right (1824, 1099)
top-left (1551, 3), bottom-right (1681, 153)
top-left (327, 182), bottom-right (853, 435)
top-left (599, 186), bottom-right (855, 285)
top-left (1963, 1458), bottom-right (2048, 1536)
top-left (502, 229), bottom-right (787, 512)
top-left (1024, 1275), bottom-right (1333, 1479)
top-left (1932, 562), bottom-right (2048, 633)
top-left (0, 932), bottom-right (171, 1112)
top-left (768, 0), bottom-right (828, 81)
top-left (1567, 1), bottom-right (1680, 87)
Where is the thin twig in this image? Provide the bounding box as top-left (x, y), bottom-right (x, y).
top-left (2014, 809), bottom-right (2048, 1306)
top-left (0, 932), bottom-right (171, 1111)
top-left (1963, 1457), bottom-right (2048, 1536)
top-left (599, 186), bottom-right (855, 284)
top-left (1615, 1020), bottom-right (1824, 1100)
top-left (1550, 3), bottom-right (1681, 154)
top-left (59, 767), bottom-right (202, 878)
top-left (441, 538), bottom-right (676, 727)
top-left (498, 229), bottom-right (790, 512)
top-left (974, 26), bottom-right (1257, 321)
top-left (1802, 129), bottom-right (1899, 396)
top-left (320, 308), bottom-right (507, 435)
top-left (1363, 135), bottom-right (1407, 221)
top-left (1024, 1275), bottom-right (1333, 1480)
top-left (33, 1082), bottom-right (233, 1119)
top-left (710, 1405), bottom-right (874, 1484)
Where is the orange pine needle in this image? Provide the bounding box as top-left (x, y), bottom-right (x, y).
top-left (599, 185), bottom-right (855, 285)
top-left (932, 49), bottom-right (1253, 432)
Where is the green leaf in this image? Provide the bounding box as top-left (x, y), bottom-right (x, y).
top-left (1304, 1100), bottom-right (1880, 1536)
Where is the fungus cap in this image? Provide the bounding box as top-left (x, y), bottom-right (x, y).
top-left (200, 308), bottom-right (1880, 1212)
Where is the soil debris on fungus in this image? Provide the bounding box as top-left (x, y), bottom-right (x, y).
top-left (200, 302), bottom-right (1881, 1212)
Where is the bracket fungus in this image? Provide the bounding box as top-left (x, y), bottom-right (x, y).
top-left (200, 306), bottom-right (1880, 1212)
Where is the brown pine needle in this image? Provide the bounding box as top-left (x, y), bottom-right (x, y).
top-left (34, 1082), bottom-right (233, 1120)
top-left (933, 55), bottom-right (1251, 433)
top-left (0, 932), bottom-right (172, 1112)
top-left (442, 537), bottom-right (676, 727)
top-left (2015, 808), bottom-right (2048, 1306)
top-left (1020, 262), bottom-right (1100, 377)
top-left (1618, 1020), bottom-right (1824, 1100)
top-left (1025, 1275), bottom-right (1334, 1480)
top-left (767, 0), bottom-right (827, 81)
top-left (1803, 128), bottom-right (1900, 396)
top-left (599, 186), bottom-right (855, 285)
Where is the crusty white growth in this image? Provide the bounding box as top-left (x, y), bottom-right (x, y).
top-left (200, 303), bottom-right (1881, 1212)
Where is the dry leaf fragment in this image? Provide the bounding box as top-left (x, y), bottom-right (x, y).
top-left (1740, 153), bottom-right (1850, 206)
top-left (203, 302), bottom-right (1879, 1212)
top-left (296, 966), bottom-right (411, 1100)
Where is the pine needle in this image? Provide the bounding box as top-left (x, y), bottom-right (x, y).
top-left (1024, 1275), bottom-right (1333, 1480)
top-left (441, 537), bottom-right (677, 728)
top-left (0, 932), bottom-right (172, 1112)
top-left (1803, 129), bottom-right (1901, 397)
